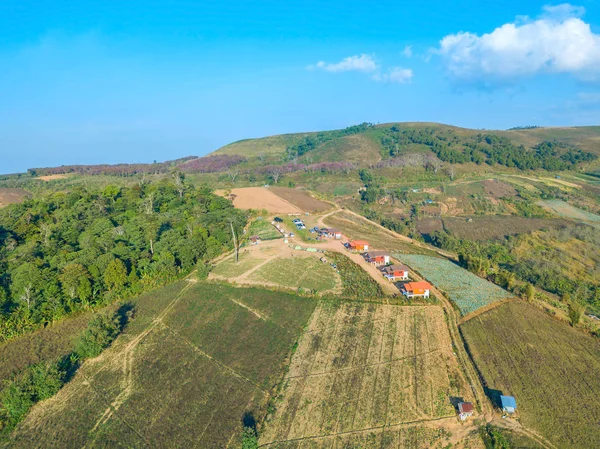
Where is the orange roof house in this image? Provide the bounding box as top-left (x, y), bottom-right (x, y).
top-left (348, 240), bottom-right (369, 252)
top-left (401, 281), bottom-right (431, 298)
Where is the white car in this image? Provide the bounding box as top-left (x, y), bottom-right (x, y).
top-left (292, 218), bottom-right (302, 224)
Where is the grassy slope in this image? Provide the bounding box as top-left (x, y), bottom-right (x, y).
top-left (211, 123), bottom-right (600, 162)
top-left (5, 281), bottom-right (316, 448)
top-left (461, 301), bottom-right (600, 449)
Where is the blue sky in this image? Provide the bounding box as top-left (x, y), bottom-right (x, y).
top-left (1, 1), bottom-right (600, 174)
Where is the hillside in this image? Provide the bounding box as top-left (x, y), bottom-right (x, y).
top-left (212, 123), bottom-right (600, 168)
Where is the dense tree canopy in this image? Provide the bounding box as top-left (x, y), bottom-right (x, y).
top-left (0, 179), bottom-right (245, 342)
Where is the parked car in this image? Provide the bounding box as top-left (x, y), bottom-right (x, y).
top-left (274, 217), bottom-right (283, 223)
top-left (292, 218), bottom-right (302, 224)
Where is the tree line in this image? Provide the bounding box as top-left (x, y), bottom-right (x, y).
top-left (0, 177), bottom-right (245, 342)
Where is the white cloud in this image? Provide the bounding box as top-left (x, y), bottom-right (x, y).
top-left (437, 3), bottom-right (600, 83)
top-left (402, 45), bottom-right (413, 58)
top-left (373, 67), bottom-right (414, 84)
top-left (309, 54), bottom-right (413, 84)
top-left (311, 54), bottom-right (378, 73)
top-left (542, 3), bottom-right (586, 19)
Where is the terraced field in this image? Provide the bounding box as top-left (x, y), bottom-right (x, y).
top-left (396, 254), bottom-right (512, 315)
top-left (260, 302), bottom-right (478, 448)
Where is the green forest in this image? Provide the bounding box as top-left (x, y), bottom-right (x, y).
top-left (0, 178), bottom-right (245, 342)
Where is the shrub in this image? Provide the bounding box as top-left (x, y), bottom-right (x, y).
top-left (240, 426), bottom-right (258, 449)
top-left (0, 361), bottom-right (64, 432)
top-left (196, 262), bottom-right (212, 281)
top-left (74, 310), bottom-right (122, 359)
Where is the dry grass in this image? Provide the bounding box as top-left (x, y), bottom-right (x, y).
top-left (6, 282), bottom-right (316, 448)
top-left (260, 302), bottom-right (477, 448)
top-left (462, 301), bottom-right (600, 449)
top-left (442, 216), bottom-right (570, 241)
top-left (323, 212), bottom-right (437, 256)
top-left (0, 188), bottom-right (30, 207)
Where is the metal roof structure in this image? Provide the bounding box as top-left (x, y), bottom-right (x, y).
top-left (500, 395), bottom-right (517, 413)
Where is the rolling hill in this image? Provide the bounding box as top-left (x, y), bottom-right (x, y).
top-left (212, 123), bottom-right (600, 168)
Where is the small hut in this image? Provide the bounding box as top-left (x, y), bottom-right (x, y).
top-left (500, 395), bottom-right (517, 414)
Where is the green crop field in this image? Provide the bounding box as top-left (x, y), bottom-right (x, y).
top-left (538, 199), bottom-right (600, 226)
top-left (248, 256), bottom-right (339, 293)
top-left (4, 281), bottom-right (316, 448)
top-left (462, 301), bottom-right (600, 449)
top-left (247, 217), bottom-right (281, 240)
top-left (397, 254), bottom-right (512, 315)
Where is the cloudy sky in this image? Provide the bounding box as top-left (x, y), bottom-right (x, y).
top-left (1, 1), bottom-right (600, 173)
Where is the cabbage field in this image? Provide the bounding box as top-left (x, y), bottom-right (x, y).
top-left (396, 254), bottom-right (512, 315)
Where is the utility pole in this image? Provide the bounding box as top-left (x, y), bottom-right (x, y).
top-left (230, 221), bottom-right (239, 263)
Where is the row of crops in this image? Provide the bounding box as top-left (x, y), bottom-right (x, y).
top-left (396, 254), bottom-right (512, 315)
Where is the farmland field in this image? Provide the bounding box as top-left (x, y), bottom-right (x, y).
top-left (442, 216), bottom-right (570, 241)
top-left (397, 254), bottom-right (512, 315)
top-left (5, 282), bottom-right (316, 448)
top-left (223, 187), bottom-right (302, 213)
top-left (324, 211), bottom-right (437, 256)
top-left (538, 199), bottom-right (600, 226)
top-left (260, 302), bottom-right (478, 448)
top-left (462, 301), bottom-right (600, 449)
top-left (270, 187), bottom-right (331, 212)
top-left (211, 251), bottom-right (264, 278)
top-left (248, 256), bottom-right (340, 293)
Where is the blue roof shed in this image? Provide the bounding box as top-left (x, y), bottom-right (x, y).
top-left (500, 395), bottom-right (517, 413)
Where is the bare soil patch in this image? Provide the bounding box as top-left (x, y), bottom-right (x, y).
top-left (0, 188), bottom-right (31, 207)
top-left (482, 179), bottom-right (517, 198)
top-left (270, 187), bottom-right (331, 212)
top-left (36, 174), bottom-right (71, 181)
top-left (217, 187), bottom-right (302, 213)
